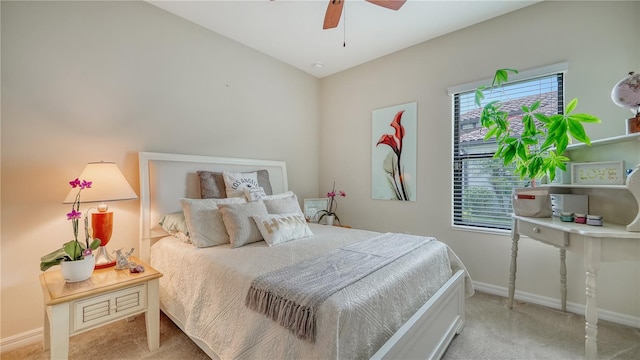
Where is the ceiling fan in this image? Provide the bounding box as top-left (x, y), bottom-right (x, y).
top-left (323, 0), bottom-right (407, 29)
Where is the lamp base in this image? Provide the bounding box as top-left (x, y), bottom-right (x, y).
top-left (94, 246), bottom-right (116, 269)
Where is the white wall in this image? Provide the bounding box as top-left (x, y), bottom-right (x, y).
top-left (320, 0), bottom-right (640, 320)
top-left (1, 1), bottom-right (319, 340)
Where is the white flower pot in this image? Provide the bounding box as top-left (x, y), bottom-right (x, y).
top-left (60, 255), bottom-right (95, 282)
top-left (325, 215), bottom-right (335, 226)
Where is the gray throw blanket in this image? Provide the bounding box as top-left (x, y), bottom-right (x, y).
top-left (245, 233), bottom-right (433, 342)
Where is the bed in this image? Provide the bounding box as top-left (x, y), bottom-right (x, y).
top-left (138, 151), bottom-right (474, 359)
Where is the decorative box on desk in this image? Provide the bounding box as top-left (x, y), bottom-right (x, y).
top-left (39, 256), bottom-right (162, 359)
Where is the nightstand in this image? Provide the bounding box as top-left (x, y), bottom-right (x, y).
top-left (39, 256), bottom-right (162, 359)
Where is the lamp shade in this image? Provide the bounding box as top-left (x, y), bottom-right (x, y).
top-left (63, 162), bottom-right (138, 204)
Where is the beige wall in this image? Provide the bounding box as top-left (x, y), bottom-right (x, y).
top-left (1, 1), bottom-right (319, 339)
top-left (320, 0), bottom-right (640, 322)
top-left (2, 0), bottom-right (639, 345)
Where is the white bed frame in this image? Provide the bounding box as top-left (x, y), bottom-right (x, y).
top-left (138, 151), bottom-right (466, 359)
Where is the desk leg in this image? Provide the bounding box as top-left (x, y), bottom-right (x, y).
top-left (508, 218), bottom-right (519, 309)
top-left (146, 278), bottom-right (160, 351)
top-left (584, 237), bottom-right (601, 360)
top-left (50, 303), bottom-right (70, 359)
top-left (560, 248), bottom-right (567, 312)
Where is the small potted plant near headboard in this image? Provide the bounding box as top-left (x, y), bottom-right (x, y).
top-left (475, 68), bottom-right (601, 216)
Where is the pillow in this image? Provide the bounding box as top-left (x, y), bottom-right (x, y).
top-left (159, 211), bottom-right (189, 235)
top-left (198, 170), bottom-right (273, 199)
top-left (223, 171), bottom-right (260, 198)
top-left (218, 201), bottom-right (269, 248)
top-left (262, 191), bottom-right (304, 216)
top-left (158, 211), bottom-right (191, 243)
top-left (252, 213), bottom-right (313, 246)
top-left (244, 186), bottom-right (267, 202)
top-left (197, 170), bottom-right (227, 199)
top-left (180, 197), bottom-right (247, 247)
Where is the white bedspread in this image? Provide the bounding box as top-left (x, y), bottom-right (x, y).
top-left (150, 224), bottom-right (472, 360)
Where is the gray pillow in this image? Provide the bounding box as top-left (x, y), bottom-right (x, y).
top-left (218, 201), bottom-right (269, 248)
top-left (262, 192), bottom-right (304, 216)
top-left (180, 197), bottom-right (247, 247)
top-left (198, 170), bottom-right (273, 198)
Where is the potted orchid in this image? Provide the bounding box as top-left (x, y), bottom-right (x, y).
top-left (40, 178), bottom-right (101, 276)
top-left (316, 182), bottom-right (346, 226)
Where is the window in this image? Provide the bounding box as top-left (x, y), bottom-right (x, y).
top-left (450, 65), bottom-right (566, 231)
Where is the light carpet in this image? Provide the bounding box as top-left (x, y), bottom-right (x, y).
top-left (3, 291), bottom-right (638, 359)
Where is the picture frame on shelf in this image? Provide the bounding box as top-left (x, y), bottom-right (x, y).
top-left (571, 161), bottom-right (625, 185)
top-left (303, 198), bottom-right (329, 223)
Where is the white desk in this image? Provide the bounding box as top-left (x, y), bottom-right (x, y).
top-left (508, 216), bottom-right (639, 360)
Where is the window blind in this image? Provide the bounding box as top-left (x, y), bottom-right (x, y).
top-left (452, 72), bottom-right (564, 230)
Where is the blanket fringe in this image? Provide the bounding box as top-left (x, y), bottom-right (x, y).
top-left (246, 286), bottom-right (316, 342)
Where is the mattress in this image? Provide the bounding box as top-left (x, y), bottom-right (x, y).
top-left (150, 224), bottom-right (471, 359)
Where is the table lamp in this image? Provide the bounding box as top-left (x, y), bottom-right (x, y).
top-left (64, 161), bottom-right (138, 269)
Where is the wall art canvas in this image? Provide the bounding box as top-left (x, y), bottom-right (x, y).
top-left (372, 101), bottom-right (417, 201)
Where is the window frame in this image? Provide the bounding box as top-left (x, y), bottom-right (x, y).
top-left (448, 63), bottom-right (568, 233)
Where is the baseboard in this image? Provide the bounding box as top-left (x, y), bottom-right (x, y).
top-left (0, 327), bottom-right (42, 353)
top-left (473, 281), bottom-right (640, 328)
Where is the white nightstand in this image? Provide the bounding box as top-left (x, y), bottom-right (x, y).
top-left (39, 257), bottom-right (163, 359)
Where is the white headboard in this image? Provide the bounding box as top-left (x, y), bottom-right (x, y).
top-left (138, 152), bottom-right (288, 262)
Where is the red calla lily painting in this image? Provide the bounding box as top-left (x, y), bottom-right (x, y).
top-left (372, 102), bottom-right (417, 201)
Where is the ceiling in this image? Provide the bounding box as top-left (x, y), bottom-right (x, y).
top-left (148, 0), bottom-right (540, 78)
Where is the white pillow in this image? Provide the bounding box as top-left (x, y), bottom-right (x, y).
top-left (252, 213), bottom-right (313, 246)
top-left (262, 191), bottom-right (304, 216)
top-left (223, 171), bottom-right (260, 198)
top-left (244, 186), bottom-right (266, 202)
top-left (180, 197), bottom-right (246, 247)
top-left (158, 211), bottom-right (191, 244)
top-left (218, 201), bottom-right (269, 248)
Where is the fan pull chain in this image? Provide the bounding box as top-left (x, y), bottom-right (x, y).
top-left (343, 2), bottom-right (346, 47)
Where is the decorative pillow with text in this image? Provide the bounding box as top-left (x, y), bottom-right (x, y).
top-left (223, 171), bottom-right (260, 198)
top-left (252, 213), bottom-right (313, 246)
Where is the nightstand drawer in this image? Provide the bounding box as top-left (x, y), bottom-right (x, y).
top-left (72, 284), bottom-right (146, 332)
top-left (519, 221), bottom-right (569, 248)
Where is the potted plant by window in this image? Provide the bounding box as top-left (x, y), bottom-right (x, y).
top-left (475, 68), bottom-right (601, 216)
top-left (476, 68), bottom-right (601, 183)
top-left (40, 178), bottom-right (101, 282)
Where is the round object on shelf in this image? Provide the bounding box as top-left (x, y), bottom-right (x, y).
top-left (611, 71), bottom-right (640, 114)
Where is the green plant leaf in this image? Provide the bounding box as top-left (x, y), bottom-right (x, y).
top-left (530, 100), bottom-right (541, 112)
top-left (570, 113), bottom-right (601, 123)
top-left (565, 98), bottom-right (578, 114)
top-left (88, 238), bottom-right (101, 250)
top-left (63, 240), bottom-right (84, 260)
top-left (534, 113), bottom-right (551, 123)
top-left (474, 86), bottom-right (486, 107)
top-left (492, 68), bottom-right (518, 87)
top-left (503, 145), bottom-right (517, 165)
top-left (555, 132), bottom-right (569, 154)
top-left (567, 118), bottom-right (589, 144)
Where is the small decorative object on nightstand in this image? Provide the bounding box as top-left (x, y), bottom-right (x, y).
top-left (39, 256), bottom-right (162, 359)
top-left (316, 182), bottom-right (347, 225)
top-left (64, 161), bottom-right (138, 269)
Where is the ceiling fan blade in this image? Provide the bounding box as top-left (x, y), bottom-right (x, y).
top-left (323, 0), bottom-right (344, 30)
top-left (365, 0), bottom-right (406, 11)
